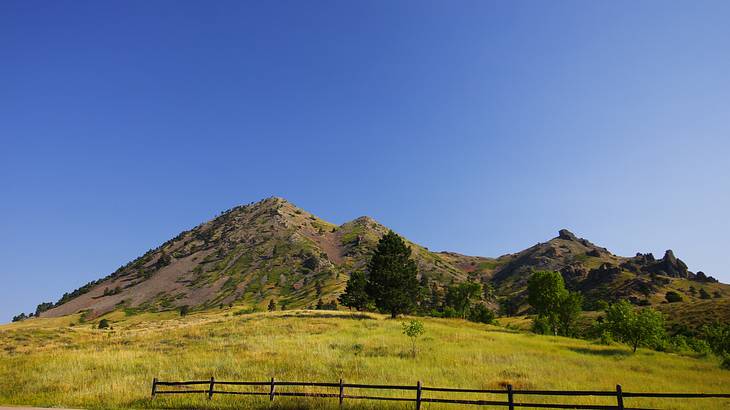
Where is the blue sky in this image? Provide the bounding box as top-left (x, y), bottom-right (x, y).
top-left (1, 1), bottom-right (729, 322)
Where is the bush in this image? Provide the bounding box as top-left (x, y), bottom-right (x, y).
top-left (699, 288), bottom-right (712, 299)
top-left (532, 316), bottom-right (551, 335)
top-left (468, 303), bottom-right (495, 324)
top-left (12, 313), bottom-right (29, 322)
top-left (442, 306), bottom-right (458, 318)
top-left (665, 291), bottom-right (683, 303)
top-left (98, 319), bottom-right (110, 329)
top-left (179, 305), bottom-right (189, 316)
top-left (600, 330), bottom-right (614, 345)
top-left (722, 356), bottom-right (730, 370)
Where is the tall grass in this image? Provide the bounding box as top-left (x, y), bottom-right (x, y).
top-left (0, 309), bottom-right (728, 409)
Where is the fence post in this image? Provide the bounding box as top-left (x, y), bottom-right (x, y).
top-left (151, 378), bottom-right (157, 398)
top-left (507, 384), bottom-right (514, 410)
top-left (208, 377), bottom-right (215, 400)
top-left (270, 377), bottom-right (276, 401)
top-left (416, 381), bottom-right (422, 410)
top-left (339, 378), bottom-right (344, 409)
top-left (616, 384), bottom-right (624, 410)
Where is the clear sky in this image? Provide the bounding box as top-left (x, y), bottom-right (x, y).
top-left (1, 1), bottom-right (729, 323)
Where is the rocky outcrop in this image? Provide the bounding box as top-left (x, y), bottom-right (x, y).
top-left (644, 250), bottom-right (690, 278)
top-left (558, 229), bottom-right (578, 241)
top-left (695, 271), bottom-right (719, 283)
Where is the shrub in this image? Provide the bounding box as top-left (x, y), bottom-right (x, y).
top-left (98, 319), bottom-right (110, 329)
top-left (532, 316), bottom-right (551, 335)
top-left (722, 356), bottom-right (730, 370)
top-left (468, 303), bottom-right (495, 324)
top-left (12, 313), bottom-right (28, 322)
top-left (599, 330), bottom-right (614, 345)
top-left (665, 291), bottom-right (683, 303)
top-left (442, 306), bottom-right (458, 318)
top-left (179, 305), bottom-right (189, 316)
top-left (699, 288), bottom-right (712, 299)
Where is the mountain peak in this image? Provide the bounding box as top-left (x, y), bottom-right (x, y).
top-left (558, 229), bottom-right (578, 241)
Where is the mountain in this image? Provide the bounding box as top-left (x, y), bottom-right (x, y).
top-left (35, 197), bottom-right (728, 320)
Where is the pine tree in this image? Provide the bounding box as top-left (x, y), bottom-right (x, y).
top-left (339, 271), bottom-right (370, 311)
top-left (365, 231), bottom-right (419, 318)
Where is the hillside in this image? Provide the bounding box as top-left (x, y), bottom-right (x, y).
top-left (31, 197), bottom-right (729, 323)
top-left (2, 310), bottom-right (729, 409)
top-left (38, 197), bottom-right (471, 319)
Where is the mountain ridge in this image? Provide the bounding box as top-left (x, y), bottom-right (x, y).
top-left (33, 197), bottom-right (728, 320)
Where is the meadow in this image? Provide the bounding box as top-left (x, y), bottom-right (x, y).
top-left (1, 309), bottom-right (729, 409)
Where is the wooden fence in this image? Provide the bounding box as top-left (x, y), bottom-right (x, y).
top-left (151, 377), bottom-right (730, 409)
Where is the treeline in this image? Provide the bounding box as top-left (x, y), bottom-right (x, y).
top-left (525, 270), bottom-right (730, 369)
top-left (337, 231), bottom-right (496, 324)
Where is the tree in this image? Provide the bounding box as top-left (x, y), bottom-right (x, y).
top-left (339, 271), bottom-right (371, 311)
top-left (268, 299), bottom-right (276, 312)
top-left (401, 320), bottom-right (425, 357)
top-left (316, 298), bottom-right (324, 310)
top-left (665, 291), bottom-right (683, 303)
top-left (315, 280), bottom-right (323, 297)
top-left (499, 297), bottom-right (519, 316)
top-left (482, 283), bottom-right (496, 302)
top-left (603, 301), bottom-right (665, 353)
top-left (468, 303), bottom-right (495, 324)
top-left (179, 305), bottom-right (189, 316)
top-left (428, 283), bottom-right (444, 312)
top-left (365, 231), bottom-right (420, 318)
top-left (702, 323), bottom-right (730, 357)
top-left (35, 302), bottom-right (54, 316)
top-left (12, 313), bottom-right (28, 322)
top-left (445, 281), bottom-right (482, 319)
top-left (556, 291), bottom-right (583, 337)
top-left (98, 319), bottom-right (110, 329)
top-left (699, 288), bottom-right (712, 300)
top-left (527, 271), bottom-right (568, 335)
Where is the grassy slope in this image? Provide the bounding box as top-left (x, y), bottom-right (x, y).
top-left (1, 310), bottom-right (729, 410)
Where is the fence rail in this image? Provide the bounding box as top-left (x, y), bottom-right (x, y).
top-left (150, 377), bottom-right (730, 409)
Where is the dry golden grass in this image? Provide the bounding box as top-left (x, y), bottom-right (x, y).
top-left (1, 309), bottom-right (729, 409)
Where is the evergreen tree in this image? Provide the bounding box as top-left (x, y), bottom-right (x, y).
top-left (699, 288), bottom-right (712, 299)
top-left (365, 231), bottom-right (420, 318)
top-left (339, 271), bottom-right (370, 311)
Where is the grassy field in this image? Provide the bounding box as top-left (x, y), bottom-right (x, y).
top-left (1, 309), bottom-right (729, 409)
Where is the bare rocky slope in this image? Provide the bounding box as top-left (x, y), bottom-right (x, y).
top-left (37, 197), bottom-right (728, 319)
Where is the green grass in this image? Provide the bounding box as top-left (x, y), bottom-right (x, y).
top-left (1, 309), bottom-right (729, 409)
